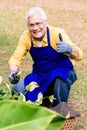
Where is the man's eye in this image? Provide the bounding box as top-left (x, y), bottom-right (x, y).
top-left (29, 24), bottom-right (34, 27)
top-left (36, 23), bottom-right (40, 26)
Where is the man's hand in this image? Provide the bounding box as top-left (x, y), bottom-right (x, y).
top-left (8, 71), bottom-right (20, 84)
top-left (56, 41), bottom-right (73, 54)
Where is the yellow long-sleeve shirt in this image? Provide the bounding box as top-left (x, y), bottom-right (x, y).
top-left (8, 26), bottom-right (83, 68)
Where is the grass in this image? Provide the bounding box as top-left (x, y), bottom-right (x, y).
top-left (0, 0), bottom-right (87, 129)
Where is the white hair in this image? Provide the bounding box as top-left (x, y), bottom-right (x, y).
top-left (26, 7), bottom-right (47, 22)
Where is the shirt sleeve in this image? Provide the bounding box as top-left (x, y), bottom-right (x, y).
top-left (8, 30), bottom-right (31, 68)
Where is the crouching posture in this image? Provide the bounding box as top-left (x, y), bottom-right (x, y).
top-left (8, 7), bottom-right (83, 107)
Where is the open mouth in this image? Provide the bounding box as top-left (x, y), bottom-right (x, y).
top-left (33, 29), bottom-right (41, 34)
top-left (33, 30), bottom-right (42, 37)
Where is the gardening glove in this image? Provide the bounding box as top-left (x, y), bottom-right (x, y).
top-left (8, 71), bottom-right (20, 84)
top-left (56, 41), bottom-right (73, 54)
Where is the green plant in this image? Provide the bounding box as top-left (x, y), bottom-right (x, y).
top-left (0, 75), bottom-right (26, 101)
top-left (0, 76), bottom-right (66, 130)
top-left (0, 75), bottom-right (55, 105)
top-left (0, 100), bottom-right (66, 130)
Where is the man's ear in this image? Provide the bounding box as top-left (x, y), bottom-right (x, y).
top-left (44, 20), bottom-right (48, 27)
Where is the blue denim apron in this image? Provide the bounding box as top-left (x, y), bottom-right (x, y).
top-left (24, 27), bottom-right (73, 102)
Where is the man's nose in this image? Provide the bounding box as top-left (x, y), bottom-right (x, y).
top-left (33, 24), bottom-right (38, 29)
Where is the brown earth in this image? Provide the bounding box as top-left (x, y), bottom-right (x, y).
top-left (0, 0), bottom-right (87, 129)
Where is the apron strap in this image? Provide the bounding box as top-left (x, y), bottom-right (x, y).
top-left (47, 27), bottom-right (51, 46)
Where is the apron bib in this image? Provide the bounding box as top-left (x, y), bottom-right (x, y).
top-left (24, 27), bottom-right (73, 102)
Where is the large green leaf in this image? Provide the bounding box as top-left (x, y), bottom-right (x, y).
top-left (0, 100), bottom-right (66, 130)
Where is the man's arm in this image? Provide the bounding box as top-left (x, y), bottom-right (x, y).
top-left (70, 47), bottom-right (79, 59)
top-left (9, 64), bottom-right (19, 72)
top-left (8, 31), bottom-right (31, 84)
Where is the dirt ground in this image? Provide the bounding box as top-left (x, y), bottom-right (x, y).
top-left (0, 0), bottom-right (87, 129)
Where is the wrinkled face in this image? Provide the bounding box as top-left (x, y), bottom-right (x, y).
top-left (27, 13), bottom-right (48, 41)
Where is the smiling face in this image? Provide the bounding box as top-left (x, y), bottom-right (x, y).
top-left (27, 13), bottom-right (48, 41)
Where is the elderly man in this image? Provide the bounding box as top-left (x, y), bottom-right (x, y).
top-left (8, 7), bottom-right (83, 107)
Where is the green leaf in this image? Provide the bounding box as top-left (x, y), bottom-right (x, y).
top-left (0, 76), bottom-right (2, 84)
top-left (26, 82), bottom-right (39, 91)
top-left (49, 95), bottom-right (54, 103)
top-left (0, 100), bottom-right (66, 130)
top-left (0, 90), bottom-right (6, 96)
